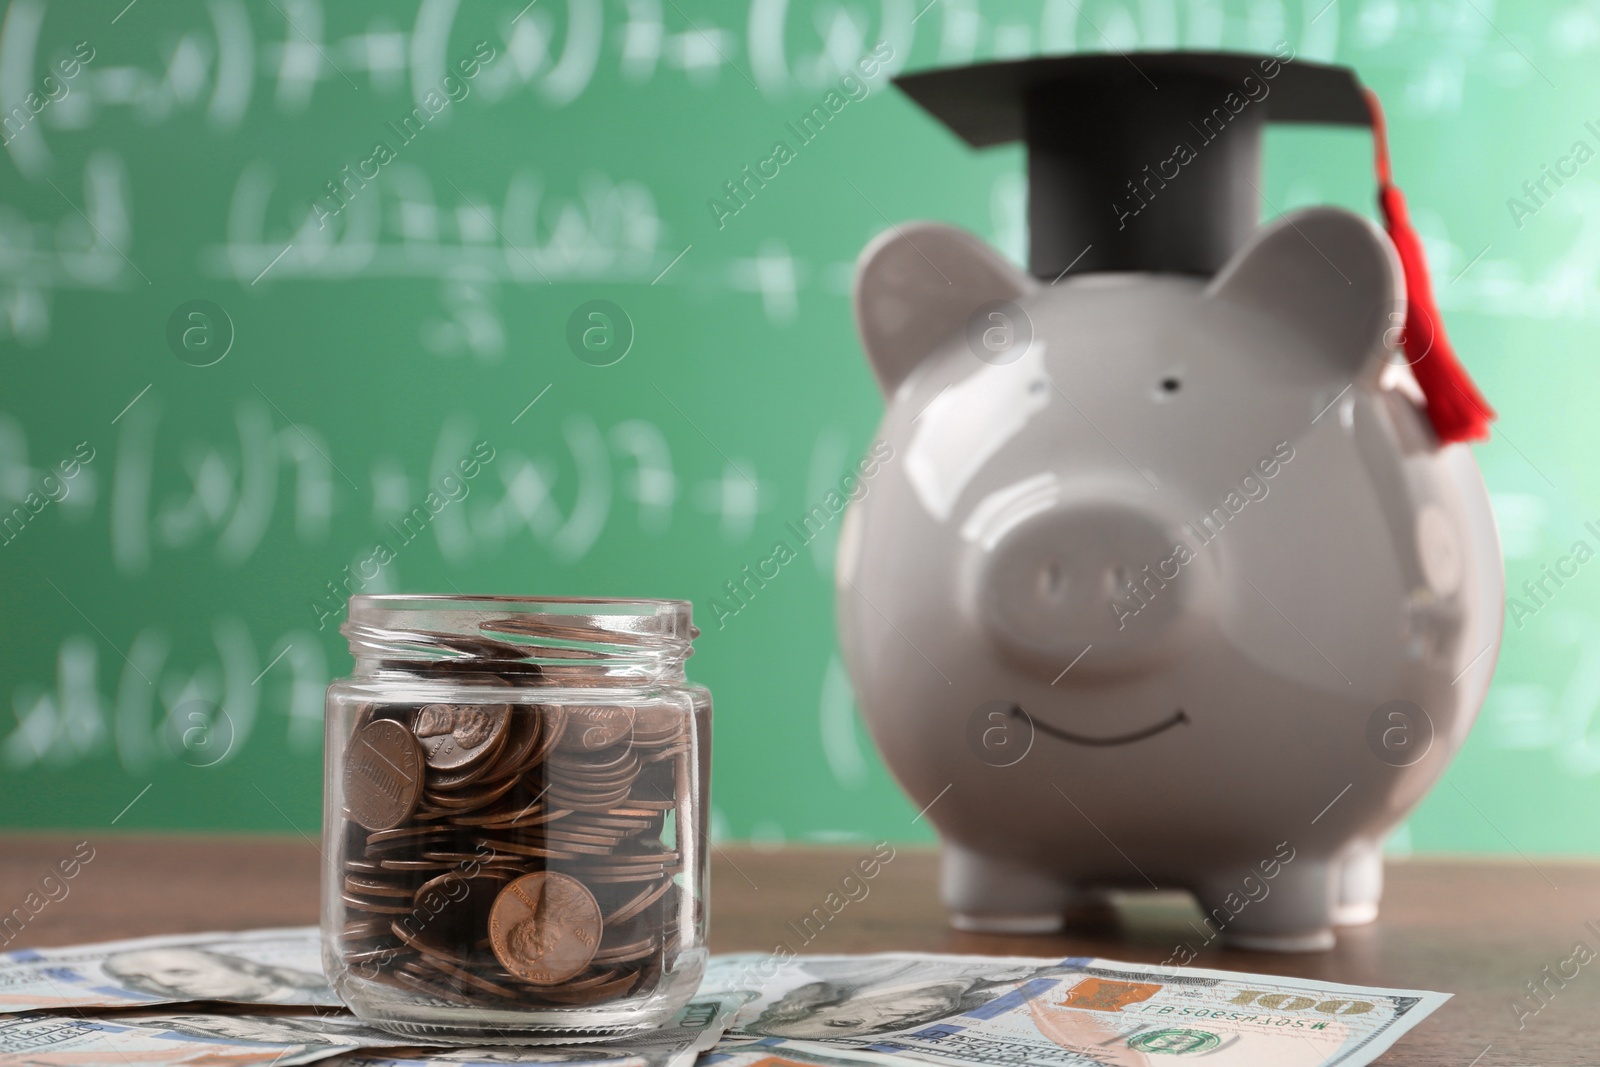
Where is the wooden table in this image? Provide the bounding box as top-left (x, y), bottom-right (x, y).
top-left (1, 835), bottom-right (1594, 1064)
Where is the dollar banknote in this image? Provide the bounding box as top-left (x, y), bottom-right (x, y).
top-left (0, 926), bottom-right (337, 1011)
top-left (0, 997), bottom-right (738, 1067)
top-left (0, 1009), bottom-right (387, 1066)
top-left (702, 953), bottom-right (1448, 1067)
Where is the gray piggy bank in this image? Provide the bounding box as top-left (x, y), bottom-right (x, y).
top-left (835, 209), bottom-right (1503, 951)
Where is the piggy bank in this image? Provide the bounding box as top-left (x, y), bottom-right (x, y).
top-left (834, 204), bottom-right (1504, 951)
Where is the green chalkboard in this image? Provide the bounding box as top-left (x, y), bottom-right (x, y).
top-left (1, 0), bottom-right (1596, 858)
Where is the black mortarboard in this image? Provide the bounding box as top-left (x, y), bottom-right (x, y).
top-left (894, 52), bottom-right (1373, 279)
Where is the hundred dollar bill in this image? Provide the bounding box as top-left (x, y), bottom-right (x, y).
top-left (703, 953), bottom-right (1448, 1067)
top-left (0, 1010), bottom-right (389, 1066)
top-left (0, 927), bottom-right (336, 1012)
top-left (0, 997), bottom-right (739, 1067)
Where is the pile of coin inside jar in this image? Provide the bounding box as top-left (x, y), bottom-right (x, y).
top-left (335, 622), bottom-right (692, 1009)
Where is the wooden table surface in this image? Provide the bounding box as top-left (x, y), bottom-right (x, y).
top-left (1, 835), bottom-right (1594, 1064)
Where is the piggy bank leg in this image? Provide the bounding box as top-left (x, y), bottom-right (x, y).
top-left (942, 841), bottom-right (1077, 933)
top-left (1332, 844), bottom-right (1383, 926)
top-left (1196, 861), bottom-right (1337, 952)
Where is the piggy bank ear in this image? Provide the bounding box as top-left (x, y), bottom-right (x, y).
top-left (1205, 207), bottom-right (1400, 375)
top-left (853, 222), bottom-right (1034, 396)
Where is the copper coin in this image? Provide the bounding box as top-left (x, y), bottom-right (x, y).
top-left (533, 968), bottom-right (641, 1004)
top-left (488, 710), bottom-right (544, 772)
top-left (393, 962), bottom-right (481, 1005)
top-left (488, 872), bottom-right (603, 985)
top-left (343, 719), bottom-right (425, 832)
top-left (413, 703), bottom-right (511, 770)
top-left (604, 878), bottom-right (674, 925)
top-left (556, 706), bottom-right (635, 752)
top-left (390, 871), bottom-right (511, 965)
top-left (341, 891), bottom-right (415, 915)
top-left (498, 965), bottom-right (621, 993)
top-left (629, 706), bottom-right (684, 743)
top-left (591, 934), bottom-right (660, 965)
top-left (379, 858), bottom-right (453, 871)
top-left (341, 918), bottom-right (393, 940)
top-left (427, 956), bottom-right (522, 999)
top-left (516, 706), bottom-right (568, 769)
top-left (344, 876), bottom-right (415, 898)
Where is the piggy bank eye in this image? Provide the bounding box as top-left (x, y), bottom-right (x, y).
top-left (1160, 376), bottom-right (1181, 394)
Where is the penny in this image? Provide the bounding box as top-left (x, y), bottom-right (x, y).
top-left (413, 703), bottom-right (511, 770)
top-left (395, 629), bottom-right (530, 660)
top-left (392, 962), bottom-right (481, 1005)
top-left (488, 872), bottom-right (603, 985)
top-left (556, 706), bottom-right (636, 753)
top-left (467, 712), bottom-right (542, 786)
top-left (365, 824), bottom-right (448, 845)
top-left (389, 870), bottom-right (511, 965)
top-left (342, 892), bottom-right (416, 915)
top-left (534, 968), bottom-right (642, 1004)
top-left (591, 934), bottom-right (659, 965)
top-left (426, 956), bottom-right (523, 999)
top-left (604, 878), bottom-right (675, 926)
top-left (511, 965), bottom-right (621, 993)
top-left (343, 719), bottom-right (425, 832)
top-left (342, 918), bottom-right (393, 941)
top-left (474, 839), bottom-right (578, 860)
top-left (344, 876), bottom-right (415, 898)
top-left (379, 858), bottom-right (453, 871)
top-left (422, 776), bottom-right (519, 813)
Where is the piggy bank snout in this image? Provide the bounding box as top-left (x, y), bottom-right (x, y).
top-left (975, 502), bottom-right (1198, 679)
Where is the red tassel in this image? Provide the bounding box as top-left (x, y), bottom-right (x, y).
top-left (1364, 88), bottom-right (1494, 444)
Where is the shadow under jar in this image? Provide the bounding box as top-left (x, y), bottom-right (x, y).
top-left (322, 596), bottom-right (709, 1041)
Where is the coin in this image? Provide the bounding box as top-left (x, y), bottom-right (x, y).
top-left (557, 706), bottom-right (636, 752)
top-left (534, 968), bottom-right (642, 1004)
top-left (604, 878), bottom-right (675, 925)
top-left (413, 703), bottom-right (511, 770)
top-left (488, 872), bottom-right (603, 985)
top-left (343, 719), bottom-right (425, 831)
top-left (389, 871), bottom-right (507, 966)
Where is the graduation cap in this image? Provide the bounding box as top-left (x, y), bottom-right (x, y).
top-left (892, 50), bottom-right (1495, 444)
top-left (894, 51), bottom-right (1373, 279)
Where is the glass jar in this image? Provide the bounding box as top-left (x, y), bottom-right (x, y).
top-left (321, 595), bottom-right (709, 1041)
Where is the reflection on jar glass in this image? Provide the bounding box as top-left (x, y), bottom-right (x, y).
top-left (321, 595), bottom-right (710, 1041)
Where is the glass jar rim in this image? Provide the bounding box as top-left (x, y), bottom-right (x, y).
top-left (342, 594), bottom-right (696, 683)
top-left (349, 593), bottom-right (691, 611)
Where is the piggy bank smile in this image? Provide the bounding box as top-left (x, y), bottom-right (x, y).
top-left (1018, 704), bottom-right (1190, 748)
